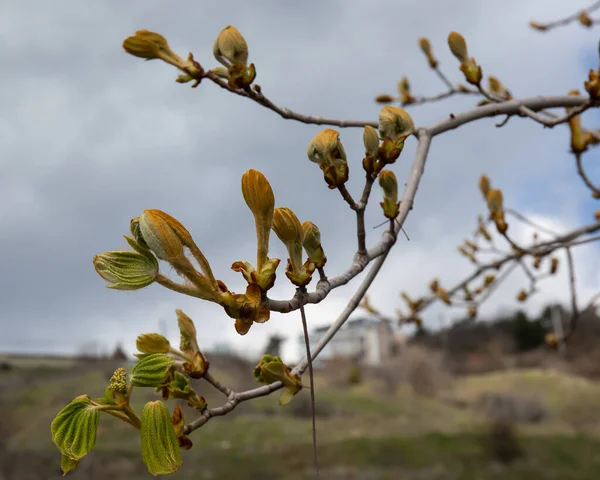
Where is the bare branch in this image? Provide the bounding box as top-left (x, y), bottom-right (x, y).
top-left (530, 1), bottom-right (600, 32)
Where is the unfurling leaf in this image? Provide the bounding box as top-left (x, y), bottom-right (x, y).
top-left (130, 353), bottom-right (174, 387)
top-left (51, 395), bottom-right (99, 463)
top-left (93, 249), bottom-right (158, 291)
top-left (137, 333), bottom-right (171, 354)
top-left (140, 401), bottom-right (182, 476)
top-left (253, 355), bottom-right (303, 405)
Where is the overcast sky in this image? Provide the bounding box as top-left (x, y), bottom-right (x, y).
top-left (2, 0), bottom-right (600, 362)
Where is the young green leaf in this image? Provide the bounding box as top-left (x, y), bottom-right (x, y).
top-left (51, 395), bottom-right (99, 462)
top-left (60, 454), bottom-right (79, 476)
top-left (140, 401), bottom-right (182, 476)
top-left (130, 353), bottom-right (174, 387)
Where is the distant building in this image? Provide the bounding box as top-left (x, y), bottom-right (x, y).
top-left (298, 317), bottom-right (405, 366)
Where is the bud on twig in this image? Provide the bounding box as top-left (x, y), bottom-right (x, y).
top-left (418, 37), bottom-right (438, 68)
top-left (302, 221), bottom-right (327, 268)
top-left (213, 25), bottom-right (249, 67)
top-left (378, 170), bottom-right (400, 219)
top-left (273, 207), bottom-right (315, 286)
top-left (122, 30), bottom-right (187, 70)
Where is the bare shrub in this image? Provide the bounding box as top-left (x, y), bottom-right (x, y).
top-left (476, 392), bottom-right (548, 424)
top-left (373, 346), bottom-right (452, 397)
top-left (481, 421), bottom-right (524, 464)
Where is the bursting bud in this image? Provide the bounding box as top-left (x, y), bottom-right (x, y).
top-left (479, 175), bottom-right (491, 198)
top-left (429, 279), bottom-right (439, 293)
top-left (448, 31), bottom-right (468, 62)
top-left (419, 37), bottom-right (438, 68)
top-left (363, 125), bottom-right (380, 157)
top-left (241, 169), bottom-right (275, 271)
top-left (585, 69), bottom-right (600, 99)
top-left (273, 207), bottom-right (303, 247)
top-left (398, 77), bottom-right (416, 105)
top-left (135, 209), bottom-right (191, 262)
top-left (378, 170), bottom-right (400, 219)
top-left (253, 355), bottom-right (303, 406)
top-left (273, 207), bottom-right (314, 286)
top-left (307, 129), bottom-right (349, 189)
top-left (213, 25), bottom-right (249, 66)
top-left (137, 333), bottom-right (171, 354)
top-left (122, 30), bottom-right (186, 70)
top-left (378, 106), bottom-right (414, 144)
top-left (448, 32), bottom-right (481, 85)
top-left (488, 76), bottom-right (512, 100)
top-left (93, 248), bottom-right (158, 291)
top-left (302, 221), bottom-right (327, 268)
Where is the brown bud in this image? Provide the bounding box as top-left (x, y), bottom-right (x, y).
top-left (550, 257), bottom-right (559, 275)
top-left (375, 94), bottom-right (394, 104)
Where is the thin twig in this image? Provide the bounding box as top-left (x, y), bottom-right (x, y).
top-left (575, 152), bottom-right (600, 196)
top-left (203, 372), bottom-right (232, 397)
top-left (298, 286), bottom-right (319, 476)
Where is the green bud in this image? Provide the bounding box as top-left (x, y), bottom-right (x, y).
top-left (140, 401), bottom-right (182, 476)
top-left (379, 170), bottom-right (400, 219)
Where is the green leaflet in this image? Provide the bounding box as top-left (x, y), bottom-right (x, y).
top-left (60, 454), bottom-right (79, 476)
top-left (130, 353), bottom-right (174, 387)
top-left (51, 395), bottom-right (99, 464)
top-left (140, 401), bottom-right (182, 476)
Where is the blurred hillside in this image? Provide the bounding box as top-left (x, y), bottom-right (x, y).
top-left (4, 325), bottom-right (600, 479)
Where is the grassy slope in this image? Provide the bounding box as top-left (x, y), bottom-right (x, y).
top-left (4, 366), bottom-right (600, 479)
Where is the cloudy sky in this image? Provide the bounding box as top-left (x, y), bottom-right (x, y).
top-left (2, 0), bottom-right (600, 361)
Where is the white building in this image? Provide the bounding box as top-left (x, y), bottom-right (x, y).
top-left (298, 317), bottom-right (405, 366)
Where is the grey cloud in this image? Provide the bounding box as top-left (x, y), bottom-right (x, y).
top-left (0, 0), bottom-right (596, 361)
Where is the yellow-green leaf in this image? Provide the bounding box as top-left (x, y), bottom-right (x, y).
top-left (130, 353), bottom-right (174, 387)
top-left (61, 454), bottom-right (79, 476)
top-left (140, 401), bottom-right (182, 476)
top-left (51, 395), bottom-right (99, 462)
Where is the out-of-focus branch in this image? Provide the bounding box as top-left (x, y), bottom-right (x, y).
top-left (575, 153), bottom-right (600, 196)
top-left (530, 1), bottom-right (600, 32)
top-left (396, 219), bottom-right (600, 323)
